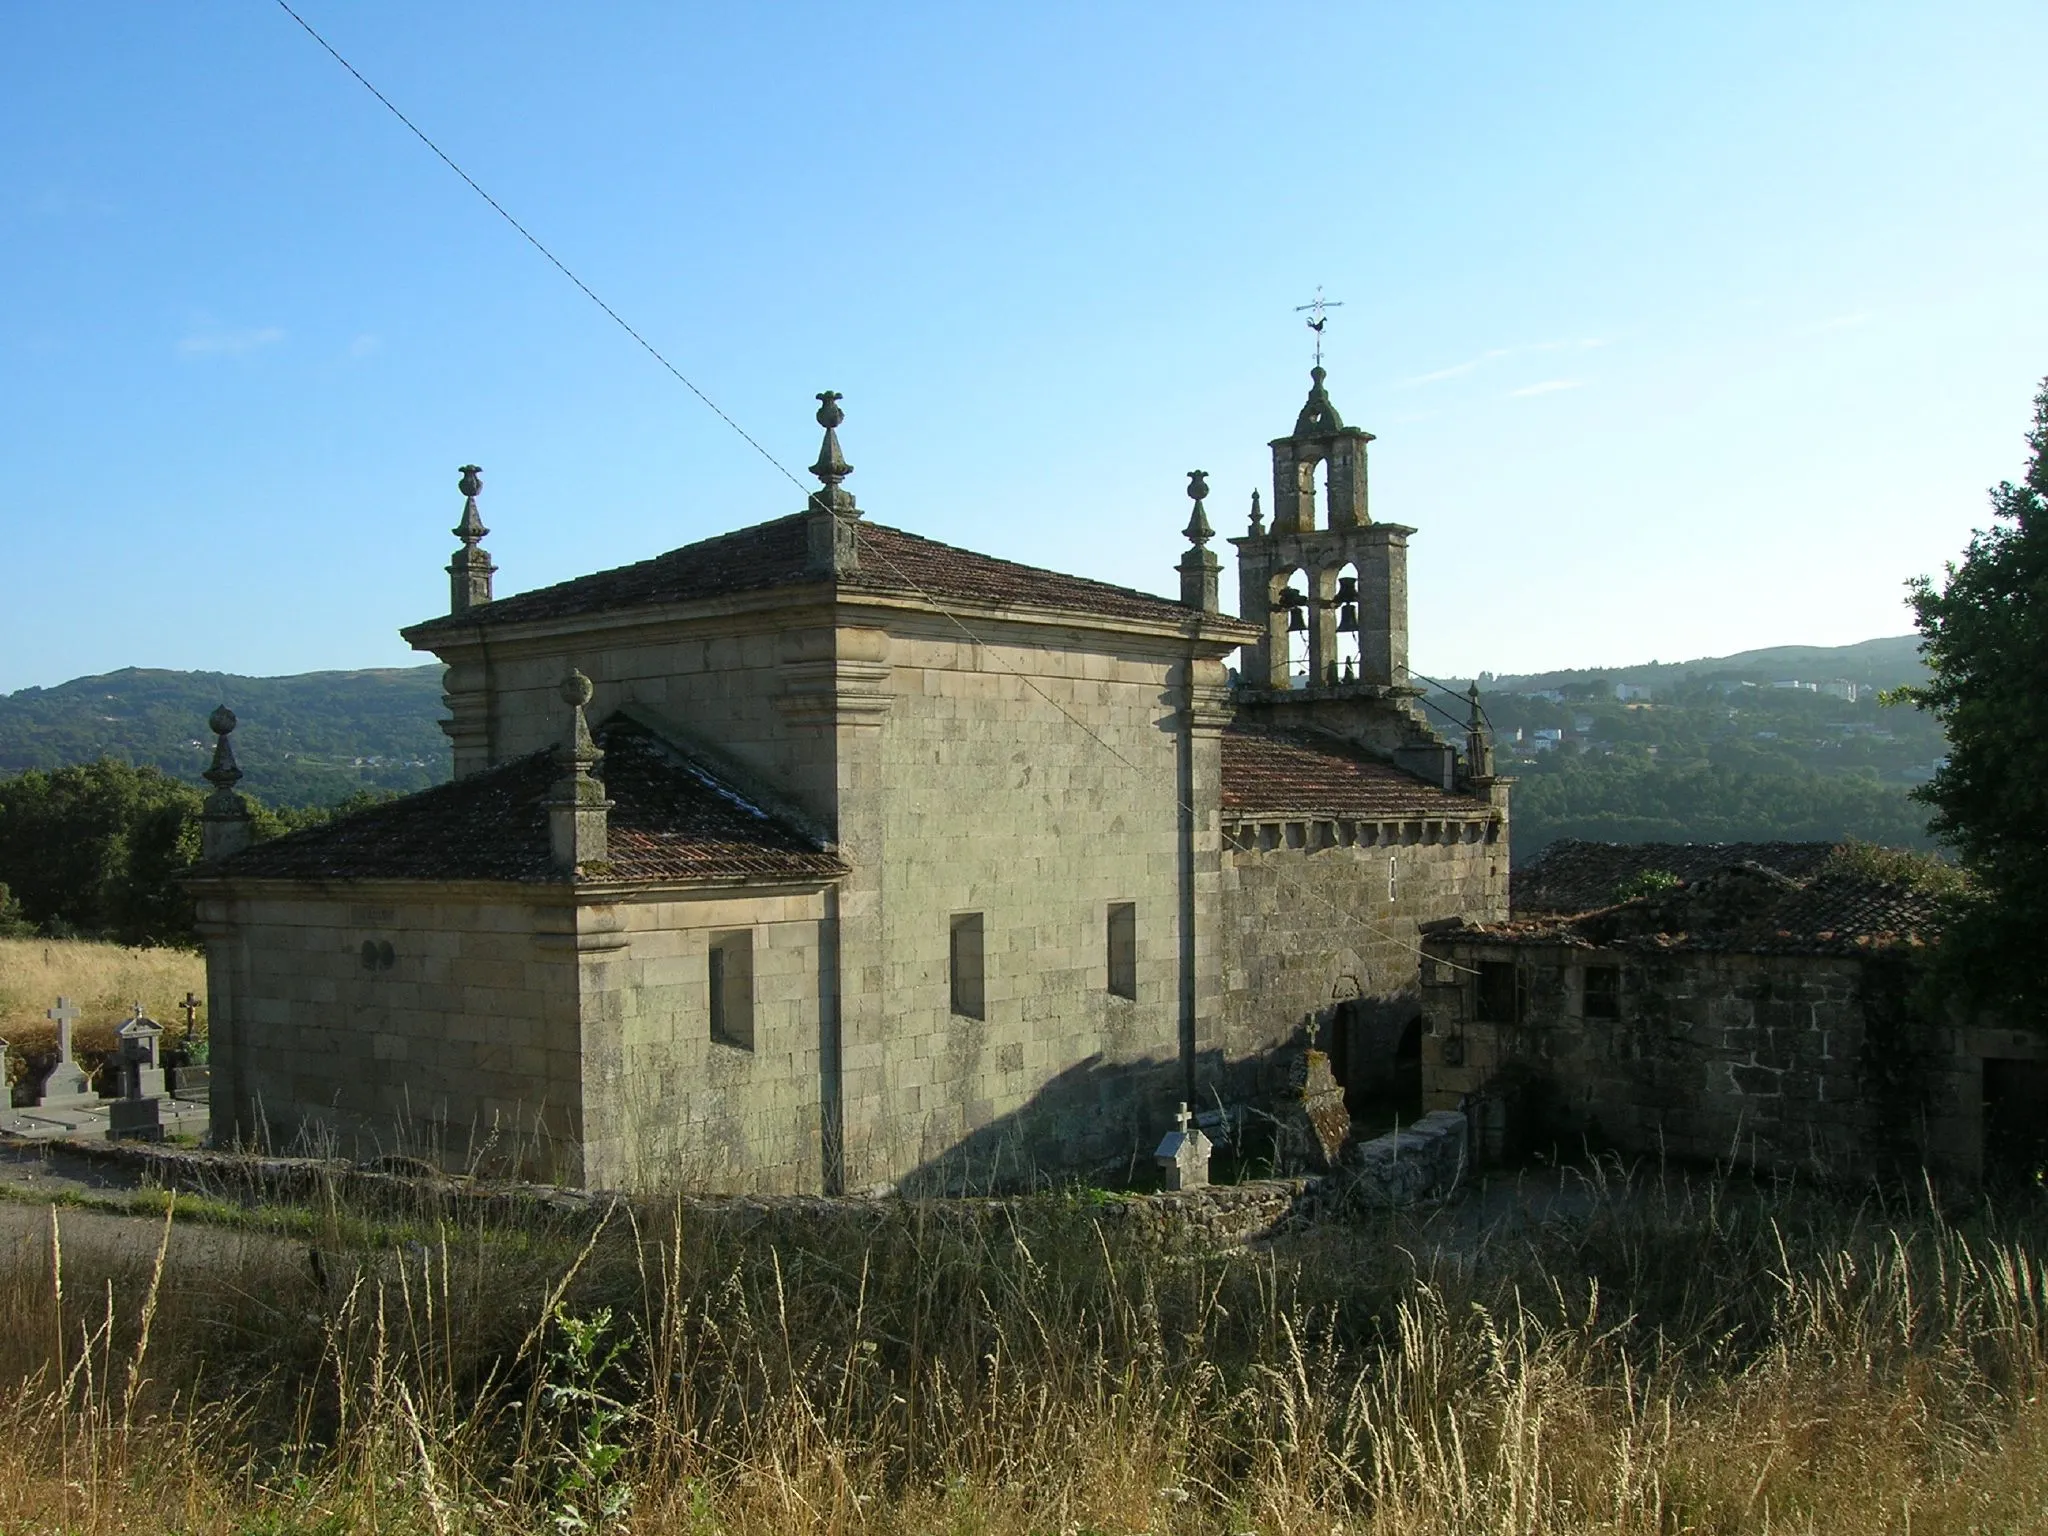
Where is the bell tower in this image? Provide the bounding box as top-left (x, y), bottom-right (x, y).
top-left (1231, 366), bottom-right (1414, 694)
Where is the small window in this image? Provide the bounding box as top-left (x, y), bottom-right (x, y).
top-left (1475, 961), bottom-right (1520, 1024)
top-left (950, 913), bottom-right (985, 1020)
top-left (1583, 965), bottom-right (1621, 1020)
top-left (708, 931), bottom-right (755, 1049)
top-left (1106, 902), bottom-right (1137, 1000)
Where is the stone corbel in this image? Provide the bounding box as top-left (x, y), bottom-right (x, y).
top-left (531, 902), bottom-right (630, 955)
top-left (777, 626), bottom-right (894, 728)
top-left (1178, 657), bottom-right (1234, 733)
top-left (440, 658), bottom-right (492, 777)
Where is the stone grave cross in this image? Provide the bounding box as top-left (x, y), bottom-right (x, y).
top-left (37, 996), bottom-right (95, 1108)
top-left (48, 995), bottom-right (78, 1055)
top-left (1155, 1099), bottom-right (1213, 1192)
top-left (180, 991), bottom-right (202, 1039)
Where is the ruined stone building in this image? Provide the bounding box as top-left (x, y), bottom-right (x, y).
top-left (187, 369), bottom-right (1509, 1192)
top-left (1420, 840), bottom-right (2047, 1185)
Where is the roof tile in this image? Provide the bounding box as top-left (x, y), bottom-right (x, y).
top-left (205, 718), bottom-right (845, 887)
top-left (1221, 725), bottom-right (1493, 820)
top-left (405, 514), bottom-right (1232, 639)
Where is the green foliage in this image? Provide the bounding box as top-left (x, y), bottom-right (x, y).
top-left (1487, 634), bottom-right (1928, 698)
top-left (541, 1309), bottom-right (636, 1533)
top-left (0, 883), bottom-right (33, 938)
top-left (0, 664), bottom-right (449, 806)
top-left (1611, 868), bottom-right (1681, 903)
top-left (1897, 375), bottom-right (2048, 1019)
top-left (1471, 644), bottom-right (1944, 861)
top-left (0, 759), bottom-right (399, 945)
top-left (1511, 751), bottom-right (1936, 860)
top-left (1820, 838), bottom-right (1967, 898)
top-left (0, 759), bottom-right (204, 944)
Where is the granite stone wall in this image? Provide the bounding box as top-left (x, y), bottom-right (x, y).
top-left (838, 623), bottom-right (1205, 1193)
top-left (196, 884), bottom-right (830, 1191)
top-left (1419, 942), bottom-right (1985, 1181)
top-left (1219, 822), bottom-right (1506, 1102)
top-left (195, 888), bottom-right (587, 1175)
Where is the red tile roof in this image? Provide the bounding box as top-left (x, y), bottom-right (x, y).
top-left (404, 514), bottom-right (1238, 642)
top-left (1220, 725), bottom-right (1494, 820)
top-left (203, 718), bottom-right (846, 887)
top-left (1513, 839), bottom-right (1840, 915)
top-left (1441, 860), bottom-right (1939, 957)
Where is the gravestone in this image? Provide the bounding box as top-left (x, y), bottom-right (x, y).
top-left (172, 990), bottom-right (210, 1098)
top-left (116, 1005), bottom-right (167, 1098)
top-left (108, 1004), bottom-right (167, 1141)
top-left (35, 996), bottom-right (96, 1109)
top-left (1155, 1101), bottom-right (1213, 1191)
top-left (1271, 1048), bottom-right (1352, 1171)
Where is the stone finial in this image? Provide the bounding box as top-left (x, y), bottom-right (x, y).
top-left (448, 463), bottom-right (497, 617)
top-left (203, 706), bottom-right (241, 794)
top-left (809, 391), bottom-right (856, 511)
top-left (1248, 487), bottom-right (1265, 537)
top-left (200, 706), bottom-right (253, 862)
top-left (547, 668), bottom-right (613, 874)
top-left (1178, 471), bottom-right (1221, 613)
top-left (805, 390), bottom-right (861, 577)
top-left (1183, 471), bottom-right (1214, 546)
top-left (1464, 682), bottom-right (1495, 782)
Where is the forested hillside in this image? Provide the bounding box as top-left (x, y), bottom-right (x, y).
top-left (1485, 634), bottom-right (1926, 696)
top-left (1454, 636), bottom-right (1944, 859)
top-left (0, 666), bottom-right (448, 806)
top-left (2, 638), bottom-right (1946, 862)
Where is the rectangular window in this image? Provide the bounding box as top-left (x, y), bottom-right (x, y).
top-left (1106, 902), bottom-right (1137, 999)
top-left (1475, 961), bottom-right (1520, 1024)
top-left (1582, 964), bottom-right (1621, 1020)
top-left (708, 930), bottom-right (755, 1049)
top-left (950, 912), bottom-right (985, 1020)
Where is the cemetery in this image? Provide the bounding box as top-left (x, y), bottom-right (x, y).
top-left (0, 991), bottom-right (209, 1143)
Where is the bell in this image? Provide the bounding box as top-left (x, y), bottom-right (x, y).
top-left (1286, 606), bottom-right (1308, 634)
top-left (1336, 575), bottom-right (1359, 604)
top-left (1336, 603), bottom-right (1358, 634)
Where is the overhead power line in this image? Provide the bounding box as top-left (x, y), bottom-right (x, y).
top-left (272, 1), bottom-right (1490, 976)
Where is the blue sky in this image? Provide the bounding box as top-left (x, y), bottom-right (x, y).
top-left (2, 2), bottom-right (2044, 694)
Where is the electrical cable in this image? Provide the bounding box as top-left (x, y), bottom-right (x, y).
top-left (273, 1), bottom-right (1493, 977)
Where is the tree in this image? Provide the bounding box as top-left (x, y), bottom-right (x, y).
top-left (0, 760), bottom-right (393, 947)
top-left (0, 759), bottom-right (203, 944)
top-left (1899, 375), bottom-right (2048, 1019)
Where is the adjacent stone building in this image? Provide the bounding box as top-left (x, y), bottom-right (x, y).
top-left (1420, 845), bottom-right (2047, 1185)
top-left (189, 369), bottom-right (1509, 1192)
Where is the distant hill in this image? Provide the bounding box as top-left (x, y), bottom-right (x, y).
top-left (1487, 635), bottom-right (1926, 696)
top-left (1, 635), bottom-right (1939, 835)
top-left (0, 666), bottom-right (449, 808)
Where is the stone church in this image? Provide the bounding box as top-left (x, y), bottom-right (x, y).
top-left (187, 367), bottom-right (1510, 1192)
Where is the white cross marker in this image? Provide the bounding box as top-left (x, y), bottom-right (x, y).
top-left (1175, 1100), bottom-right (1193, 1134)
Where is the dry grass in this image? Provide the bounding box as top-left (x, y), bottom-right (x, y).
top-left (1, 1165), bottom-right (2047, 1533)
top-left (0, 937), bottom-right (204, 1086)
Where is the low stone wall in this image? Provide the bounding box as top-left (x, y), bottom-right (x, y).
top-left (1344, 1109), bottom-right (1469, 1206)
top-left (15, 1137), bottom-right (1330, 1247)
